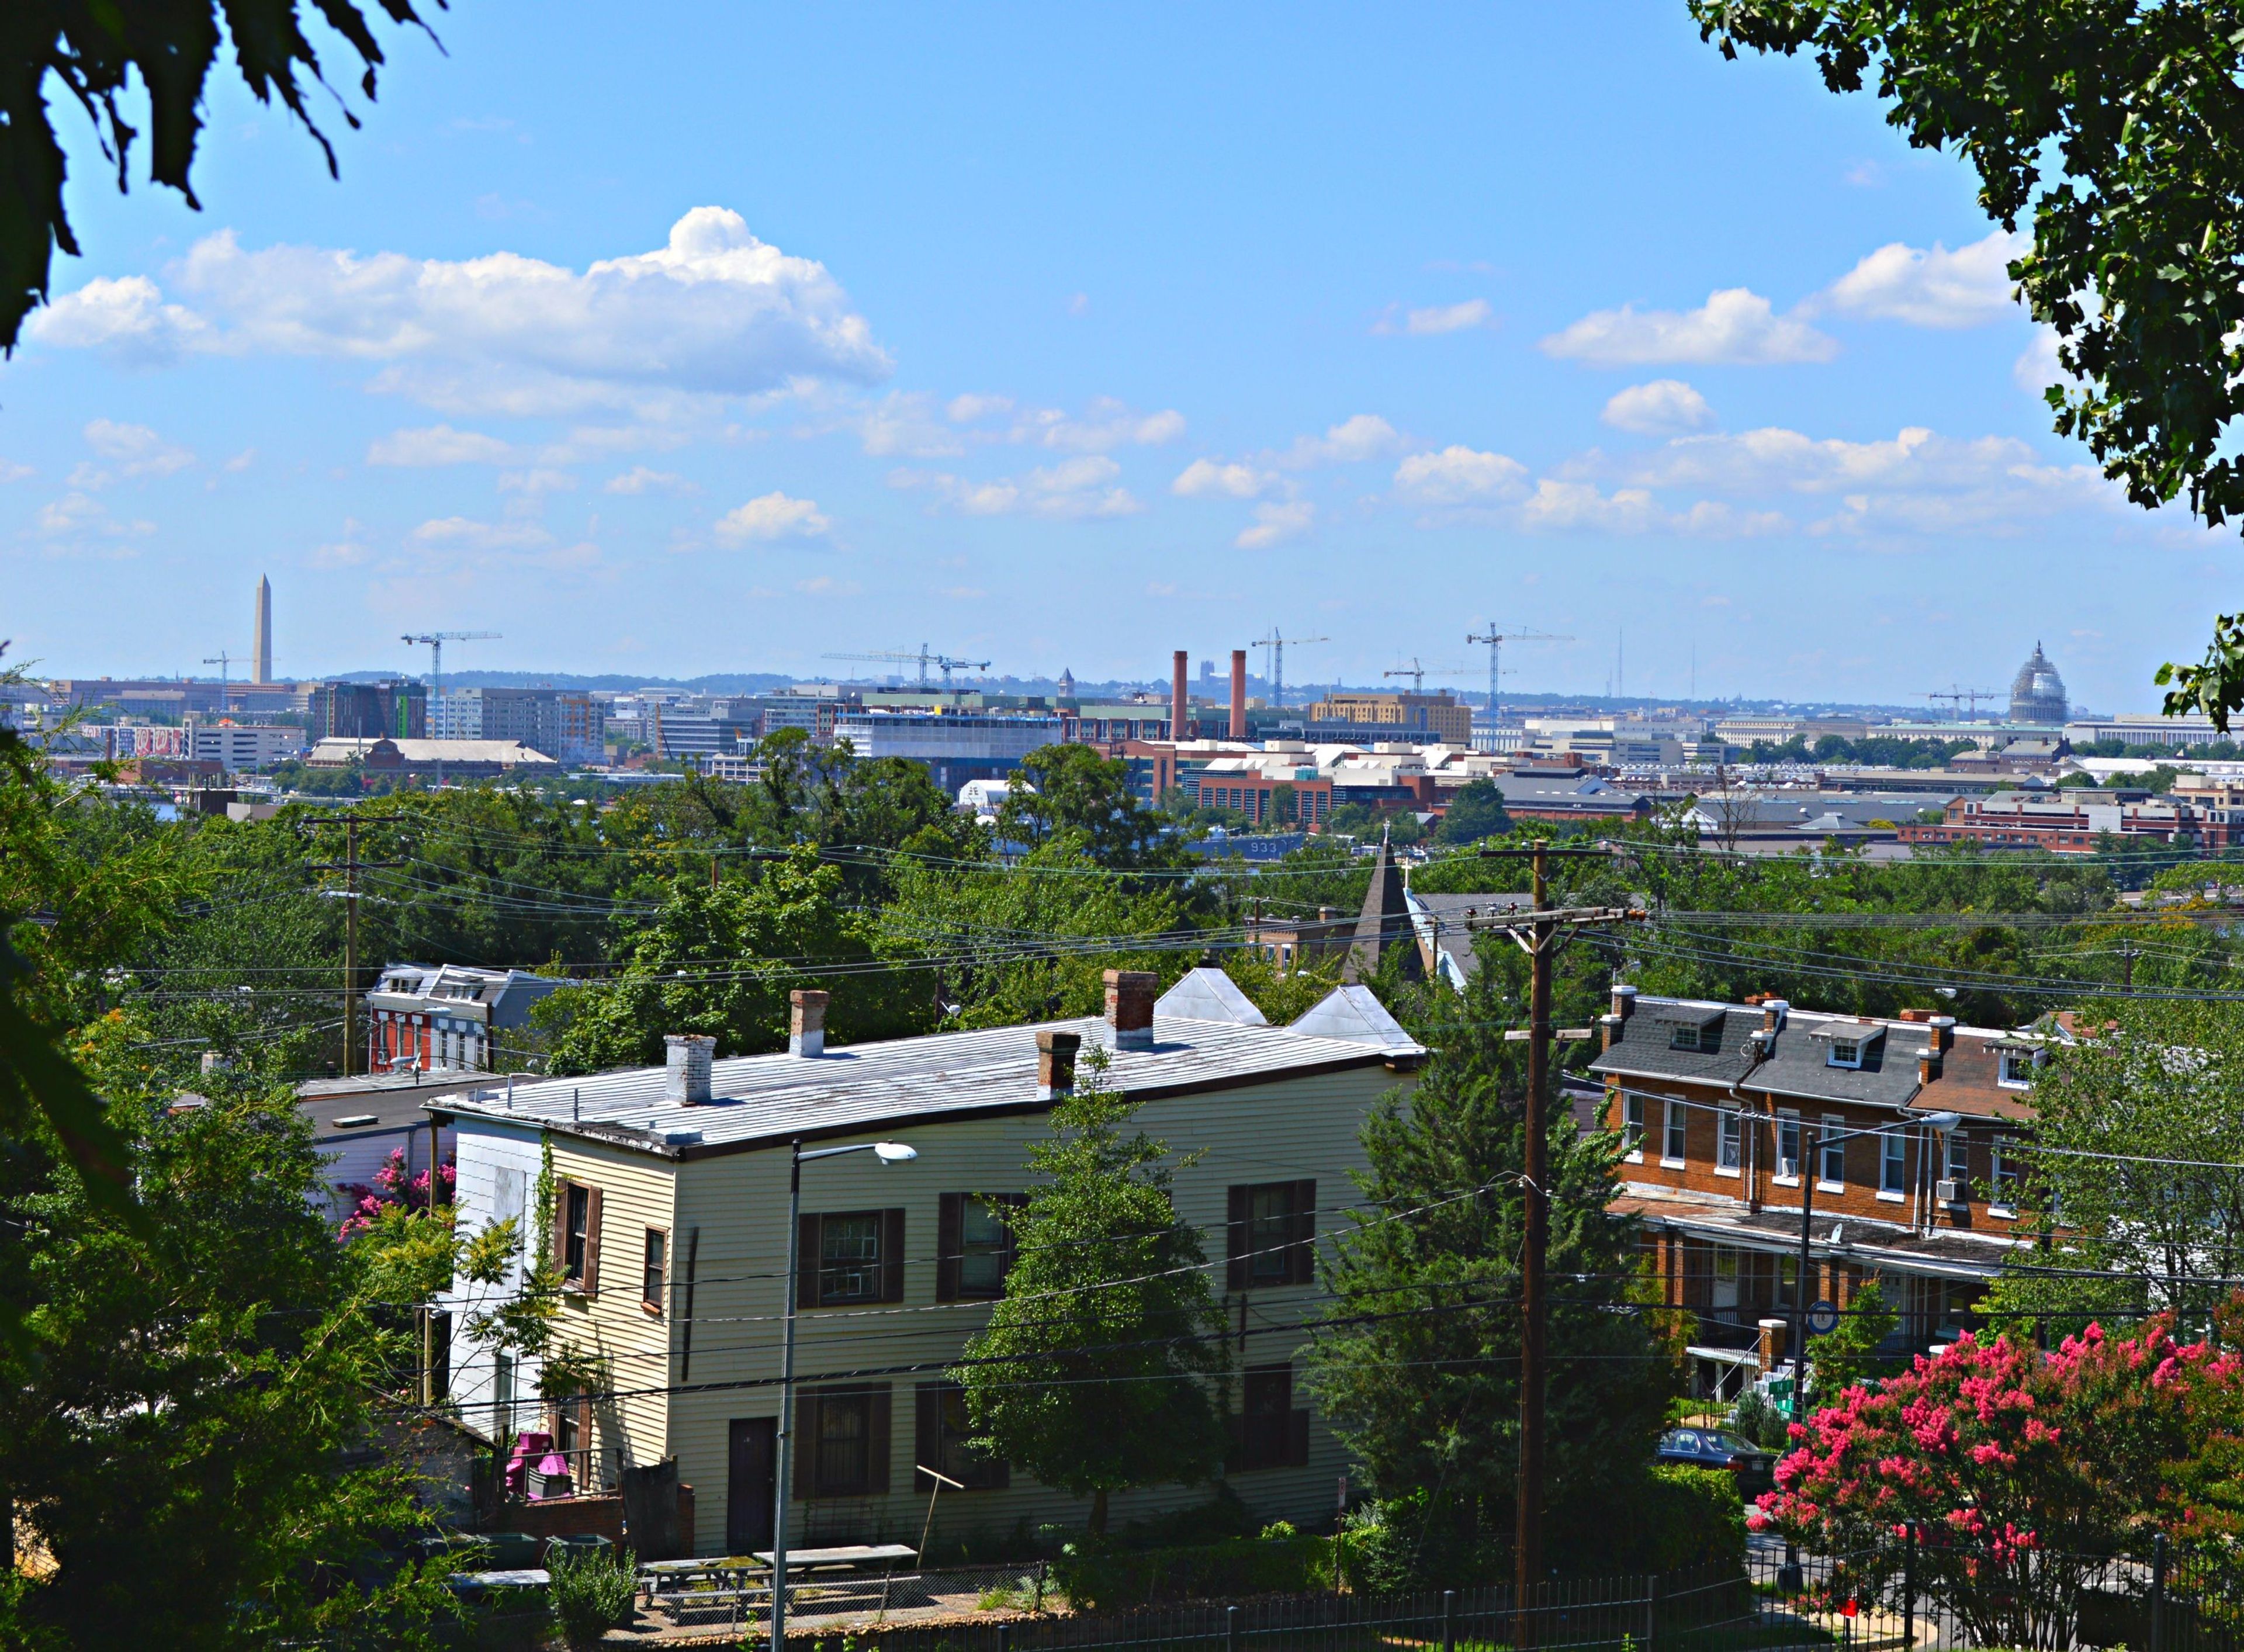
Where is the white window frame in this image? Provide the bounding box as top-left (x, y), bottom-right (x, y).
top-left (1879, 1126), bottom-right (1908, 1200)
top-left (1827, 1037), bottom-right (1864, 1070)
top-left (1662, 1099), bottom-right (1688, 1167)
top-left (1947, 1132), bottom-right (1971, 1186)
top-left (1998, 1049), bottom-right (2038, 1089)
top-left (1989, 1138), bottom-right (2018, 1216)
top-left (1669, 1023), bottom-right (1702, 1052)
top-left (1716, 1109), bottom-right (1742, 1176)
top-left (1818, 1114), bottom-right (1846, 1191)
top-left (1775, 1111), bottom-right (1801, 1185)
top-left (1623, 1092), bottom-right (1646, 1162)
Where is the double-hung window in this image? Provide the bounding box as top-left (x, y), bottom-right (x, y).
top-left (641, 1228), bottom-right (667, 1313)
top-left (1717, 1109), bottom-right (1742, 1173)
top-left (1663, 1100), bottom-right (1688, 1164)
top-left (1819, 1117), bottom-right (1846, 1187)
top-left (1623, 1093), bottom-right (1646, 1157)
top-left (1777, 1113), bottom-right (1802, 1181)
top-left (1880, 1127), bottom-right (1908, 1196)
top-left (1226, 1182), bottom-right (1317, 1289)
top-left (798, 1210), bottom-right (906, 1307)
top-left (1947, 1132), bottom-right (1972, 1189)
top-left (1990, 1140), bottom-right (2019, 1210)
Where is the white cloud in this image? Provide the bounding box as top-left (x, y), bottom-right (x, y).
top-left (1516, 480), bottom-right (1786, 537)
top-left (1821, 229), bottom-right (2027, 328)
top-left (35, 491), bottom-right (155, 541)
top-left (410, 517), bottom-right (554, 550)
top-left (33, 207), bottom-right (890, 415)
top-left (1172, 459), bottom-right (1276, 499)
top-left (1237, 501), bottom-right (1315, 549)
top-left (1013, 397), bottom-right (1186, 452)
top-left (1393, 445), bottom-right (1529, 505)
top-left (1601, 379), bottom-right (1715, 435)
top-left (2013, 325), bottom-right (2074, 395)
top-left (892, 454), bottom-right (1142, 520)
top-left (0, 459), bottom-right (32, 483)
top-left (368, 424), bottom-right (514, 466)
top-left (82, 418), bottom-right (193, 479)
top-left (714, 491), bottom-right (832, 543)
top-left (1275, 414), bottom-right (1407, 467)
top-left (853, 392), bottom-right (966, 458)
top-left (1405, 299), bottom-right (1492, 335)
top-left (498, 467), bottom-right (577, 497)
top-left (946, 393), bottom-right (1014, 423)
top-left (1541, 287), bottom-right (1837, 366)
top-left (27, 276), bottom-right (209, 364)
top-left (223, 448), bottom-right (257, 473)
top-left (794, 574), bottom-right (863, 597)
top-left (604, 466), bottom-right (694, 495)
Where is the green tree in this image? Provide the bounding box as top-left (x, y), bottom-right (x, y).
top-left (1808, 1277), bottom-right (1900, 1397)
top-left (0, 1014), bottom-right (455, 1650)
top-left (1987, 1000), bottom-right (2244, 1338)
top-left (1305, 982), bottom-right (1682, 1584)
top-left (954, 1048), bottom-right (1229, 1534)
top-left (1432, 779), bottom-right (1512, 846)
top-left (999, 744), bottom-right (1181, 869)
top-left (5, 1), bottom-right (438, 349)
top-left (535, 846), bottom-right (926, 1074)
top-left (1688, 0), bottom-right (2244, 723)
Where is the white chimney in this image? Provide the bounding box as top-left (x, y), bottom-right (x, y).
top-left (665, 1033), bottom-right (715, 1104)
top-left (790, 989), bottom-right (829, 1058)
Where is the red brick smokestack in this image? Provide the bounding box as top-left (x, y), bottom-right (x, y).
top-left (1230, 649), bottom-right (1246, 740)
top-left (1172, 650), bottom-right (1190, 742)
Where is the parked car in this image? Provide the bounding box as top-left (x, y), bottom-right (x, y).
top-left (1656, 1426), bottom-right (1777, 1495)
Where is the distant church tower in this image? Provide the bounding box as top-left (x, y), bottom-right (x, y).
top-left (252, 575), bottom-right (273, 684)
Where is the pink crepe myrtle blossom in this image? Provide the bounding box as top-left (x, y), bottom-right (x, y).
top-left (337, 1147), bottom-right (456, 1237)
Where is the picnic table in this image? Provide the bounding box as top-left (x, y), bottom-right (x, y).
top-left (639, 1544), bottom-right (922, 1626)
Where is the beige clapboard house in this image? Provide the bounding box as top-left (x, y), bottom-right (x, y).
top-left (430, 969), bottom-right (1425, 1554)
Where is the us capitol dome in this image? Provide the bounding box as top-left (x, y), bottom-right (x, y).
top-left (2008, 641), bottom-right (2069, 725)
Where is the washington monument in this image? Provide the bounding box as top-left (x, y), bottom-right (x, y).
top-left (252, 575), bottom-right (272, 685)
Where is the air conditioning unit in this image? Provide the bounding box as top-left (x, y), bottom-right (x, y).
top-left (1935, 1178), bottom-right (1964, 1204)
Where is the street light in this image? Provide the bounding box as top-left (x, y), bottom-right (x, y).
top-left (772, 1138), bottom-right (916, 1652)
top-left (1788, 1110), bottom-right (1962, 1408)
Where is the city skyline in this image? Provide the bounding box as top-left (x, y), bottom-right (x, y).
top-left (4, 4), bottom-right (2233, 712)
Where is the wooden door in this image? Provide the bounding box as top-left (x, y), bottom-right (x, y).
top-left (726, 1418), bottom-right (776, 1554)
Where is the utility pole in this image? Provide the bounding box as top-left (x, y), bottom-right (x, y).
top-left (304, 817), bottom-right (404, 1079)
top-left (1473, 841), bottom-right (1643, 1634)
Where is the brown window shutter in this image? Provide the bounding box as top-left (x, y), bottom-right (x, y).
top-left (936, 1194), bottom-right (962, 1303)
top-left (881, 1208), bottom-right (906, 1303)
top-left (581, 1186), bottom-right (603, 1294)
top-left (1225, 1185), bottom-right (1250, 1291)
top-left (1290, 1179), bottom-right (1317, 1286)
top-left (914, 1383), bottom-right (943, 1490)
top-left (792, 1391), bottom-right (819, 1499)
top-left (797, 1213), bottom-right (822, 1310)
top-left (868, 1384), bottom-right (892, 1494)
top-left (550, 1181), bottom-right (571, 1280)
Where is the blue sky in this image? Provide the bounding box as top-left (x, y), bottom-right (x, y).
top-left (4, 2), bottom-right (2231, 711)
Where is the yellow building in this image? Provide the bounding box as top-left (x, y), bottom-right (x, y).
top-left (1304, 690), bottom-right (1473, 746)
top-left (431, 969), bottom-right (1422, 1554)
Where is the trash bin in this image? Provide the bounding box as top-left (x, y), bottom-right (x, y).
top-left (546, 1533), bottom-right (611, 1565)
top-left (478, 1532), bottom-right (543, 1570)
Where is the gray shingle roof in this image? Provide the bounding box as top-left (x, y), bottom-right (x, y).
top-left (1587, 1001), bottom-right (1765, 1085)
top-left (430, 1008), bottom-right (1422, 1161)
top-left (1589, 995), bottom-right (1933, 1110)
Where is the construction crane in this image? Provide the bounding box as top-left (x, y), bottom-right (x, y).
top-left (1381, 658), bottom-right (1467, 694)
top-left (1466, 626), bottom-right (1574, 725)
top-left (401, 631), bottom-right (501, 787)
top-left (1252, 629), bottom-right (1329, 709)
top-left (201, 650), bottom-right (234, 716)
top-left (822, 646), bottom-right (992, 689)
top-left (1925, 685), bottom-right (2001, 721)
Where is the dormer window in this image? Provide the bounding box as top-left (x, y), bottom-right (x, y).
top-left (1811, 1021), bottom-right (1883, 1070)
top-left (1827, 1037), bottom-right (1864, 1069)
top-left (1657, 1007), bottom-right (1724, 1053)
top-left (1670, 1024), bottom-right (1703, 1052)
top-left (1997, 1047), bottom-right (2041, 1089)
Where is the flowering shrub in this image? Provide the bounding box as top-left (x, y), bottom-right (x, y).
top-left (337, 1147), bottom-right (455, 1237)
top-left (1753, 1310), bottom-right (2244, 1648)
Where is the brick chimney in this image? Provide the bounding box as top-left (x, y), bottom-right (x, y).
top-left (1230, 649), bottom-right (1247, 740)
top-left (1172, 650), bottom-right (1190, 742)
top-left (1610, 983), bottom-right (1637, 1023)
top-left (1761, 998), bottom-right (1790, 1033)
top-left (1600, 1013), bottom-right (1625, 1052)
top-left (789, 989), bottom-right (829, 1058)
top-left (1037, 1029), bottom-right (1081, 1099)
top-left (1928, 1014), bottom-right (1955, 1054)
top-left (1104, 968), bottom-right (1156, 1051)
top-left (665, 1033), bottom-right (715, 1104)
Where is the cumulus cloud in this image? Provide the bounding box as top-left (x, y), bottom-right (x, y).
top-left (852, 392), bottom-right (966, 458)
top-left (1405, 299), bottom-right (1493, 335)
top-left (946, 393), bottom-right (1014, 423)
top-left (1601, 379), bottom-right (1715, 435)
top-left (0, 459), bottom-right (32, 483)
top-left (892, 455), bottom-right (1142, 520)
top-left (1821, 229), bottom-right (2027, 328)
top-left (29, 207), bottom-right (891, 416)
top-left (1012, 397), bottom-right (1186, 452)
top-left (368, 424), bottom-right (514, 466)
top-left (36, 491), bottom-right (155, 542)
top-left (604, 466), bottom-right (694, 494)
top-left (1393, 445), bottom-right (1530, 505)
top-left (410, 517), bottom-right (555, 550)
top-left (1517, 480), bottom-right (1787, 537)
top-left (2013, 325), bottom-right (2076, 395)
top-left (1274, 414), bottom-right (1407, 467)
top-left (70, 420), bottom-right (194, 489)
top-left (1237, 501), bottom-right (1315, 549)
top-left (714, 491), bottom-right (832, 543)
top-left (1542, 288), bottom-right (1837, 366)
top-left (1172, 459), bottom-right (1277, 499)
